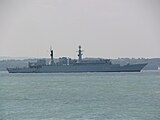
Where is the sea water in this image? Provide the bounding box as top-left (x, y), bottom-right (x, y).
top-left (0, 71), bottom-right (160, 120)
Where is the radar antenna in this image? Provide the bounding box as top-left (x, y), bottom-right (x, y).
top-left (77, 45), bottom-right (83, 63)
top-left (50, 46), bottom-right (55, 65)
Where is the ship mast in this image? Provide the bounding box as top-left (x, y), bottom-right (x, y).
top-left (50, 48), bottom-right (55, 65)
top-left (78, 45), bottom-right (83, 63)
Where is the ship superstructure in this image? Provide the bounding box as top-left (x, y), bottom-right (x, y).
top-left (7, 46), bottom-right (147, 73)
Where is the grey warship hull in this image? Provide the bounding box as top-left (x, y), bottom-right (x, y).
top-left (7, 63), bottom-right (147, 73)
top-left (7, 45), bottom-right (147, 73)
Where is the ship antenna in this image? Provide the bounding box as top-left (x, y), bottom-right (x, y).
top-left (77, 45), bottom-right (83, 63)
top-left (50, 46), bottom-right (55, 65)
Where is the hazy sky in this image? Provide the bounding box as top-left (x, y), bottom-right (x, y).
top-left (0, 0), bottom-right (160, 59)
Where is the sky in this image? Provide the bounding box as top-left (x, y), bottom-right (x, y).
top-left (0, 0), bottom-right (160, 59)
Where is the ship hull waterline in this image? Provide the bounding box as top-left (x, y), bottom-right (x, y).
top-left (7, 63), bottom-right (147, 73)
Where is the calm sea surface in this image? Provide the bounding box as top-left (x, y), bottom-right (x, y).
top-left (0, 71), bottom-right (160, 120)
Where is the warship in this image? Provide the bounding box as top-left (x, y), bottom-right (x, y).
top-left (7, 46), bottom-right (147, 73)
